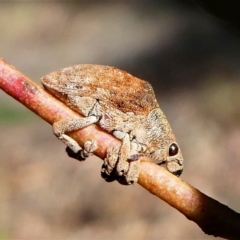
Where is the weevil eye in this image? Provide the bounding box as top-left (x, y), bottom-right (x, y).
top-left (169, 143), bottom-right (179, 156)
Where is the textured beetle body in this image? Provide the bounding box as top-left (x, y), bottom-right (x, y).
top-left (41, 65), bottom-right (183, 184)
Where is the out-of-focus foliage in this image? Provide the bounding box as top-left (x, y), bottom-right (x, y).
top-left (0, 102), bottom-right (35, 124)
top-left (0, 1), bottom-right (240, 239)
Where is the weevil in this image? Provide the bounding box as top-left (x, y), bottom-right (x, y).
top-left (41, 65), bottom-right (183, 185)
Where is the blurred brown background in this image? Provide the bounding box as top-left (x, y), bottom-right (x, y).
top-left (1, 1), bottom-right (240, 239)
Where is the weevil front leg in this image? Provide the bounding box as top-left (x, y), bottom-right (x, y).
top-left (101, 146), bottom-right (119, 182)
top-left (53, 116), bottom-right (98, 160)
top-left (116, 132), bottom-right (140, 184)
top-left (101, 131), bottom-right (140, 185)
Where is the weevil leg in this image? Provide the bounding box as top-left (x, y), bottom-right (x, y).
top-left (116, 133), bottom-right (140, 184)
top-left (119, 160), bottom-right (140, 185)
top-left (53, 116), bottom-right (98, 160)
top-left (66, 140), bottom-right (98, 161)
top-left (101, 146), bottom-right (119, 182)
top-left (101, 131), bottom-right (140, 185)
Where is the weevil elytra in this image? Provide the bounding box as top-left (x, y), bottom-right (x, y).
top-left (41, 65), bottom-right (183, 185)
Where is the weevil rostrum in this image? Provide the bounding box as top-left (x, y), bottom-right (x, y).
top-left (41, 65), bottom-right (183, 185)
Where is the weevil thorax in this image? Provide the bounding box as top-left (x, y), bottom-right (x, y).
top-left (133, 107), bottom-right (183, 176)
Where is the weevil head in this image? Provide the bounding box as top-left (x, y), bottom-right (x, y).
top-left (151, 140), bottom-right (183, 176)
top-left (146, 108), bottom-right (184, 176)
